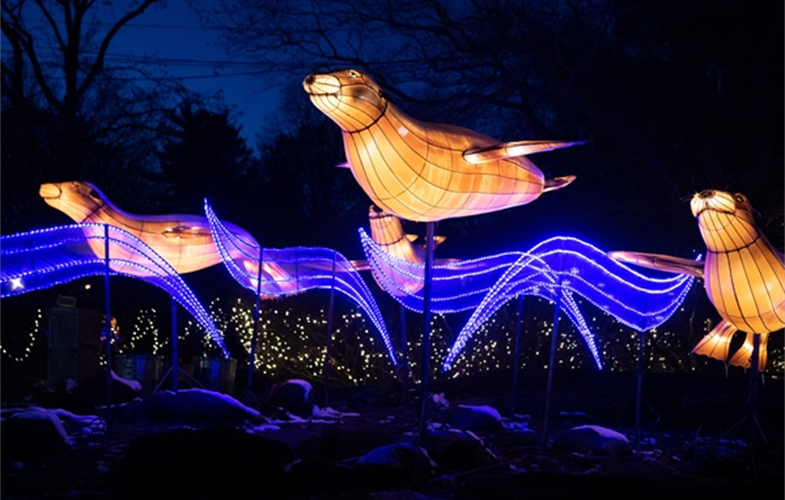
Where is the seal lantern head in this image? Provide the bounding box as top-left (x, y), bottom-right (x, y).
top-left (303, 69), bottom-right (387, 133)
top-left (690, 190), bottom-right (758, 251)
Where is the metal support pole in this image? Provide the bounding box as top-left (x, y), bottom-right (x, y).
top-left (510, 295), bottom-right (524, 419)
top-left (171, 297), bottom-right (179, 391)
top-left (417, 221), bottom-right (436, 445)
top-left (541, 297), bottom-right (561, 449)
top-left (748, 333), bottom-right (762, 441)
top-left (103, 224), bottom-right (112, 429)
top-left (634, 329), bottom-right (646, 453)
top-left (245, 250), bottom-right (264, 405)
top-left (400, 304), bottom-right (409, 402)
top-left (323, 251), bottom-right (337, 408)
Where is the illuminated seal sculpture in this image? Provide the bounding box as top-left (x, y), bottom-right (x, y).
top-left (355, 205), bottom-right (453, 295)
top-left (610, 190), bottom-right (784, 371)
top-left (303, 69), bottom-right (579, 222)
top-left (40, 181), bottom-right (254, 274)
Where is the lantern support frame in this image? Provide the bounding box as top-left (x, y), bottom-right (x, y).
top-left (416, 221), bottom-right (436, 445)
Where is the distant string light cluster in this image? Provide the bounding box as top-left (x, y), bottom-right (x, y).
top-left (183, 297), bottom-right (393, 385)
top-left (0, 308), bottom-right (42, 362)
top-left (1, 295), bottom-right (781, 379)
top-left (117, 308), bottom-right (170, 355)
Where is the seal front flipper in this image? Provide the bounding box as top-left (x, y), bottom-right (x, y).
top-left (691, 319), bottom-right (737, 364)
top-left (608, 251), bottom-right (704, 278)
top-left (463, 140), bottom-right (585, 164)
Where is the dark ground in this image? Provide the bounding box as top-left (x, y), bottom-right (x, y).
top-left (1, 368), bottom-right (783, 499)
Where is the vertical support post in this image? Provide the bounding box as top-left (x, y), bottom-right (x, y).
top-left (171, 297), bottom-right (179, 391)
top-left (417, 221), bottom-right (436, 445)
top-left (400, 304), bottom-right (409, 403)
top-left (245, 249), bottom-right (264, 406)
top-left (103, 224), bottom-right (112, 430)
top-left (323, 251), bottom-right (337, 408)
top-left (748, 333), bottom-right (762, 442)
top-left (541, 296), bottom-right (561, 449)
top-left (510, 295), bottom-right (524, 419)
top-left (634, 329), bottom-right (646, 453)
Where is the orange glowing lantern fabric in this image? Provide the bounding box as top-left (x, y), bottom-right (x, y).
top-left (609, 190), bottom-right (785, 371)
top-left (303, 69), bottom-right (579, 222)
top-left (367, 205), bottom-right (447, 266)
top-left (355, 205), bottom-right (454, 296)
top-left (39, 181), bottom-right (254, 275)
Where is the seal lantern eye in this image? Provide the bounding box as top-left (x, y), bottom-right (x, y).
top-left (348, 70), bottom-right (360, 78)
top-left (734, 194), bottom-right (745, 202)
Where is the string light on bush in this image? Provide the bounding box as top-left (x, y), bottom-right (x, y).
top-left (0, 308), bottom-right (42, 362)
top-left (183, 297), bottom-right (394, 385)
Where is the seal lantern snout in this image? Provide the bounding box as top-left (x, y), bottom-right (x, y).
top-left (698, 189), bottom-right (715, 199)
top-left (39, 182), bottom-right (63, 200)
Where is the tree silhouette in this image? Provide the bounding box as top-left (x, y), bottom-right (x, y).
top-left (1, 0), bottom-right (178, 231)
top-left (2, 0), bottom-right (163, 118)
top-left (255, 88), bottom-right (368, 254)
top-left (154, 101), bottom-right (260, 219)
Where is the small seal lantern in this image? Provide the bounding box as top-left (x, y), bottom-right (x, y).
top-left (304, 69), bottom-right (582, 441)
top-left (610, 190), bottom-right (785, 372)
top-left (610, 190), bottom-right (784, 442)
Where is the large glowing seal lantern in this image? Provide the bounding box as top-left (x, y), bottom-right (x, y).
top-left (610, 190), bottom-right (784, 371)
top-left (303, 69), bottom-right (579, 222)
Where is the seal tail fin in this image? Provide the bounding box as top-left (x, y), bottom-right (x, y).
top-left (691, 319), bottom-right (737, 363)
top-left (727, 331), bottom-right (769, 371)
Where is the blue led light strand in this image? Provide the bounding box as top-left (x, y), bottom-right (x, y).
top-left (1, 223), bottom-right (228, 357)
top-left (358, 229), bottom-right (695, 372)
top-left (440, 238), bottom-right (696, 371)
top-left (204, 200), bottom-right (398, 365)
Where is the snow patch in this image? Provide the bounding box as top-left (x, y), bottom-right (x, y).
top-left (285, 379), bottom-right (312, 399)
top-left (432, 393), bottom-right (450, 408)
top-left (247, 424), bottom-right (282, 433)
top-left (110, 369), bottom-right (142, 392)
top-left (458, 404), bottom-right (502, 422)
top-left (312, 406), bottom-right (361, 419)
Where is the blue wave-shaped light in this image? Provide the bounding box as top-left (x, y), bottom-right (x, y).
top-left (360, 231), bottom-right (603, 369)
top-left (442, 237), bottom-right (696, 371)
top-left (204, 200), bottom-right (397, 365)
top-left (1, 223), bottom-right (228, 357)
top-left (359, 230), bottom-right (695, 372)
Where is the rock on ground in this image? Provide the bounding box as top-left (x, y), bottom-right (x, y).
top-left (554, 424), bottom-right (632, 455)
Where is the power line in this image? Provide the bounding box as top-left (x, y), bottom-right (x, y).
top-left (0, 50), bottom-right (269, 82)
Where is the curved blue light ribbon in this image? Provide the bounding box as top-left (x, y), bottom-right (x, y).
top-left (204, 200), bottom-right (398, 365)
top-left (359, 230), bottom-right (695, 372)
top-left (1, 223), bottom-right (228, 357)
